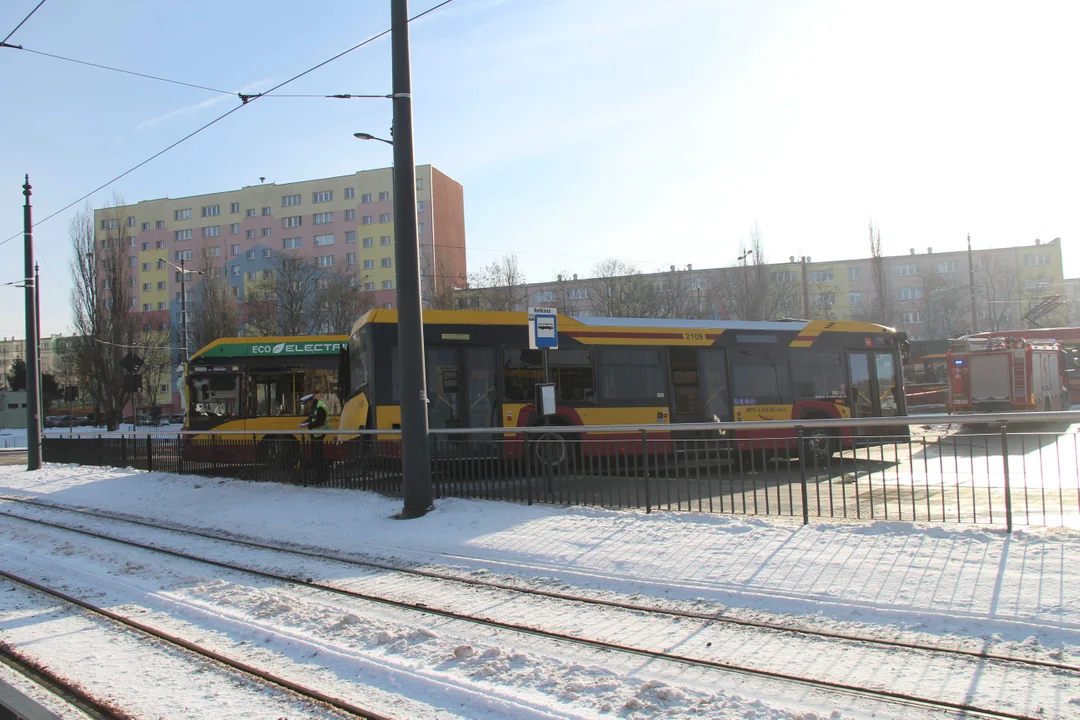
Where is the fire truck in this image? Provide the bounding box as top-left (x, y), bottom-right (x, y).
top-left (946, 337), bottom-right (1070, 414)
top-left (964, 328), bottom-right (1080, 404)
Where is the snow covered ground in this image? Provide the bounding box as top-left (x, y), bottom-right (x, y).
top-left (1, 463), bottom-right (1079, 718)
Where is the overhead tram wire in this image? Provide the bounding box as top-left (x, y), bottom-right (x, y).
top-left (0, 0), bottom-right (458, 250)
top-left (2, 0), bottom-right (47, 44)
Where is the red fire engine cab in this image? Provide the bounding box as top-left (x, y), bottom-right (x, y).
top-left (947, 337), bottom-right (1070, 414)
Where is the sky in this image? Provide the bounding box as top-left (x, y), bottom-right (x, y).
top-left (1, 0), bottom-right (1078, 338)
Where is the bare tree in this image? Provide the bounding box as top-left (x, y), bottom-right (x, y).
top-left (868, 221), bottom-right (894, 325)
top-left (919, 271), bottom-right (970, 339)
top-left (654, 267), bottom-right (708, 319)
top-left (138, 329), bottom-right (173, 415)
top-left (808, 278), bottom-right (838, 320)
top-left (588, 258), bottom-right (662, 317)
top-left (550, 271), bottom-right (581, 316)
top-left (187, 258), bottom-right (239, 351)
top-left (68, 199), bottom-right (140, 429)
top-left (245, 253), bottom-right (325, 336)
top-left (424, 253), bottom-right (466, 310)
top-left (712, 225), bottom-right (799, 320)
top-left (468, 253), bottom-right (528, 311)
top-left (974, 255), bottom-right (1019, 331)
top-left (318, 265), bottom-right (375, 335)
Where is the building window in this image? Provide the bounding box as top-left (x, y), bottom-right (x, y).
top-left (156, 220), bottom-right (165, 229)
top-left (127, 216), bottom-right (137, 227)
top-left (378, 213), bottom-right (390, 223)
top-left (534, 290), bottom-right (556, 302)
top-left (895, 262), bottom-right (919, 276)
top-left (418, 222), bottom-right (425, 235)
top-left (314, 212), bottom-right (334, 225)
top-left (202, 225), bottom-right (221, 238)
top-left (381, 258), bottom-right (392, 268)
top-left (230, 244), bottom-right (240, 256)
top-left (176, 250), bottom-right (193, 261)
top-left (143, 303), bottom-right (152, 312)
top-left (345, 231), bottom-right (357, 244)
top-left (246, 229), bottom-right (256, 239)
top-left (127, 236), bottom-right (137, 247)
top-left (157, 259), bottom-right (165, 269)
top-left (312, 190), bottom-right (332, 203)
top-left (143, 282), bottom-right (152, 292)
top-left (364, 282), bottom-right (375, 291)
top-left (849, 291), bottom-right (863, 305)
top-left (283, 237), bottom-right (302, 250)
top-left (416, 178), bottom-right (423, 191)
top-left (282, 194), bottom-right (302, 207)
top-left (902, 311), bottom-right (923, 324)
top-left (204, 246), bottom-right (221, 258)
top-left (314, 234), bottom-right (334, 246)
top-left (230, 223), bottom-right (240, 235)
top-left (345, 187), bottom-right (355, 199)
top-left (245, 208), bottom-right (256, 218)
top-left (362, 236), bottom-right (373, 247)
top-left (417, 200), bottom-right (424, 212)
top-left (141, 242), bottom-right (151, 251)
top-left (934, 260), bottom-right (958, 273)
top-left (363, 259), bottom-right (374, 270)
top-left (201, 205), bottom-right (220, 217)
top-left (230, 202), bottom-right (240, 214)
top-left (262, 249), bottom-right (272, 258)
top-left (1023, 253), bottom-right (1050, 267)
top-left (158, 301), bottom-right (167, 310)
top-left (377, 191), bottom-right (389, 201)
top-left (261, 206), bottom-right (272, 216)
top-left (174, 209), bottom-right (192, 220)
top-left (141, 262), bottom-right (151, 272)
top-left (808, 269), bottom-right (834, 283)
top-left (232, 286), bottom-right (241, 298)
top-left (175, 229), bottom-right (192, 241)
top-left (231, 265), bottom-right (240, 277)
top-left (316, 255), bottom-right (335, 267)
top-left (569, 288), bottom-right (589, 300)
top-left (848, 266), bottom-right (861, 281)
top-left (344, 209), bottom-right (355, 221)
top-left (247, 271), bottom-right (257, 281)
top-left (374, 235), bottom-right (388, 246)
top-left (897, 287), bottom-right (923, 301)
top-left (361, 193), bottom-right (372, 203)
top-left (382, 280), bottom-right (393, 290)
top-left (282, 216), bottom-right (302, 228)
top-left (361, 215), bottom-right (373, 225)
top-left (141, 222), bottom-right (150, 231)
top-left (155, 240), bottom-right (165, 249)
top-left (346, 252), bottom-right (357, 265)
top-left (246, 250), bottom-right (256, 260)
top-left (261, 228), bottom-right (272, 237)
top-left (101, 218), bottom-right (119, 230)
top-left (157, 281), bottom-right (166, 290)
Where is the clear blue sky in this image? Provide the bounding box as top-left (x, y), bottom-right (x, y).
top-left (2, 0), bottom-right (1078, 338)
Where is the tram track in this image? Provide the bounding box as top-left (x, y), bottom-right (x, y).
top-left (0, 569), bottom-right (391, 720)
top-left (0, 639), bottom-right (128, 720)
top-left (2, 494), bottom-right (1076, 675)
top-left (0, 500), bottom-right (1060, 720)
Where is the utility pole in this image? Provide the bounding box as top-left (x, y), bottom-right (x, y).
top-left (967, 233), bottom-right (978, 334)
top-left (35, 262), bottom-right (42, 429)
top-left (23, 175), bottom-right (41, 470)
top-left (800, 256), bottom-right (811, 319)
top-left (392, 0), bottom-right (433, 517)
top-left (180, 257), bottom-right (190, 362)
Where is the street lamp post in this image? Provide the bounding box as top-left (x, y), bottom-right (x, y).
top-left (165, 258), bottom-right (203, 363)
top-left (23, 175), bottom-right (41, 471)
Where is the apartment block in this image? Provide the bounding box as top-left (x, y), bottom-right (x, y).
top-left (483, 239), bottom-right (1066, 341)
top-left (93, 165), bottom-right (466, 336)
top-left (0, 333), bottom-right (78, 390)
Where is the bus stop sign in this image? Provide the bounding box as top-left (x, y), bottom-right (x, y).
top-left (528, 306), bottom-right (558, 350)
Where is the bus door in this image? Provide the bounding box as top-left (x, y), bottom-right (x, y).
top-left (426, 346), bottom-right (499, 440)
top-left (668, 348), bottom-right (730, 424)
top-left (847, 350), bottom-right (903, 420)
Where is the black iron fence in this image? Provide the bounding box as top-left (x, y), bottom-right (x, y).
top-left (41, 412), bottom-right (1080, 530)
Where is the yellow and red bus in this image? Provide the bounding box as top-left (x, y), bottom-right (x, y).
top-left (184, 335), bottom-right (347, 462)
top-left (338, 310), bottom-right (908, 460)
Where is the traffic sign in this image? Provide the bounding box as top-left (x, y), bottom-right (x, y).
top-left (120, 352), bottom-right (144, 373)
top-left (528, 306), bottom-right (558, 350)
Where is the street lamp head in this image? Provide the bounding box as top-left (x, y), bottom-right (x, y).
top-left (354, 131), bottom-right (394, 146)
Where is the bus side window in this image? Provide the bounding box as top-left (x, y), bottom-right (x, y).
top-left (729, 348), bottom-right (788, 405)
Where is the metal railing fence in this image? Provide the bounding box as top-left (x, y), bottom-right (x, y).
top-left (41, 412), bottom-right (1080, 530)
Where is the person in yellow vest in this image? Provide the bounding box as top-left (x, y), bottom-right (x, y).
top-left (300, 393), bottom-right (330, 483)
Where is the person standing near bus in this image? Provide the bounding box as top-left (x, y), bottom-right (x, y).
top-left (300, 393), bottom-right (330, 483)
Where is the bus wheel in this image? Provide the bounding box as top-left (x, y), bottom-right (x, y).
top-left (531, 431), bottom-right (569, 472)
top-left (802, 428), bottom-right (835, 467)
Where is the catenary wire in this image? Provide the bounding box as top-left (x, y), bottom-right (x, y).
top-left (1, 0), bottom-right (46, 44)
top-left (0, 0), bottom-right (457, 250)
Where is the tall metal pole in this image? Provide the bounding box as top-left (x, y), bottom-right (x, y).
top-left (967, 233), bottom-right (978, 333)
top-left (23, 175), bottom-right (41, 470)
top-left (35, 262), bottom-right (42, 431)
top-left (180, 257), bottom-right (189, 362)
top-left (392, 0), bottom-right (433, 517)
